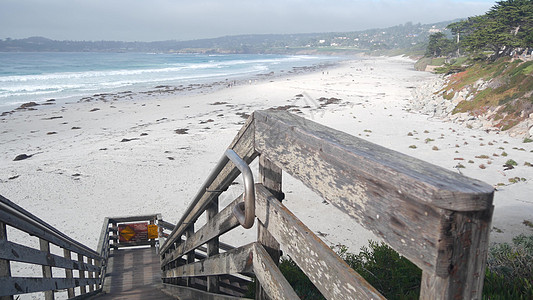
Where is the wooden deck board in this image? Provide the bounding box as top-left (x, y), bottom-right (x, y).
top-left (94, 247), bottom-right (176, 299)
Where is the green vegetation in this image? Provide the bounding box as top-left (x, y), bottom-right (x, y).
top-left (506, 159), bottom-right (518, 166)
top-left (419, 1), bottom-right (533, 131)
top-left (483, 234), bottom-right (533, 299)
top-left (258, 236), bottom-right (533, 299)
top-left (426, 0), bottom-right (533, 60)
top-left (436, 58), bottom-right (533, 131)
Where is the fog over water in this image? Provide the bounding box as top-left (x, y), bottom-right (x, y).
top-left (1, 0), bottom-right (496, 42)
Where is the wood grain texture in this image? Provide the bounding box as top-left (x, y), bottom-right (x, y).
top-left (0, 277), bottom-right (99, 297)
top-left (162, 283), bottom-right (248, 300)
top-left (162, 243), bottom-right (254, 279)
top-left (98, 247), bottom-right (172, 300)
top-left (421, 207), bottom-right (494, 299)
top-left (255, 184), bottom-right (385, 300)
top-left (0, 240), bottom-right (99, 272)
top-left (160, 195), bottom-right (241, 267)
top-left (0, 205), bottom-right (100, 260)
top-left (256, 155), bottom-right (283, 300)
top-left (0, 195), bottom-right (100, 258)
top-left (252, 243), bottom-right (299, 300)
top-left (78, 253), bottom-right (86, 295)
top-left (64, 249), bottom-right (75, 298)
top-left (39, 239), bottom-right (53, 300)
top-left (0, 222), bottom-right (11, 279)
top-left (253, 110), bottom-right (494, 274)
top-left (207, 197), bottom-right (220, 293)
top-left (253, 110), bottom-right (493, 211)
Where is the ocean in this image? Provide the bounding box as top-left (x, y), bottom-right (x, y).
top-left (0, 52), bottom-right (338, 110)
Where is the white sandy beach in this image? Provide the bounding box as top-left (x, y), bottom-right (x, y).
top-left (1, 55), bottom-right (532, 266)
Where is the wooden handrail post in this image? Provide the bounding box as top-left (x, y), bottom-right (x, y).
top-left (63, 249), bottom-right (75, 298)
top-left (88, 257), bottom-right (95, 292)
top-left (256, 155), bottom-right (283, 300)
top-left (0, 222), bottom-right (13, 300)
top-left (420, 208), bottom-right (493, 299)
top-left (185, 224), bottom-right (195, 287)
top-left (39, 239), bottom-right (54, 300)
top-left (206, 197), bottom-right (220, 293)
top-left (78, 254), bottom-right (86, 295)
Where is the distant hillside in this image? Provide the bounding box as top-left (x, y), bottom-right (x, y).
top-left (0, 20), bottom-right (454, 54)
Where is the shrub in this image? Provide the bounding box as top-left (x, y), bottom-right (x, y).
top-left (279, 257), bottom-right (324, 299)
top-left (483, 234), bottom-right (533, 299)
top-left (506, 159), bottom-right (518, 166)
top-left (338, 241), bottom-right (421, 299)
top-left (251, 236), bottom-right (533, 299)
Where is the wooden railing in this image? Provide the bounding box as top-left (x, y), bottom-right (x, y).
top-left (0, 195), bottom-right (103, 299)
top-left (159, 110), bottom-right (494, 299)
top-left (0, 195), bottom-right (173, 299)
top-left (96, 213), bottom-right (164, 291)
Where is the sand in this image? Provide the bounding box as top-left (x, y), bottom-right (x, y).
top-left (1, 55), bottom-right (532, 263)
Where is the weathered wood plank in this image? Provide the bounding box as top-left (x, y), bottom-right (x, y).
top-left (185, 224), bottom-right (195, 287)
top-left (87, 258), bottom-right (95, 292)
top-left (0, 221), bottom-right (13, 300)
top-left (67, 289), bottom-right (101, 299)
top-left (0, 240), bottom-right (99, 272)
top-left (162, 283), bottom-right (248, 300)
top-left (160, 114), bottom-right (258, 255)
top-left (108, 214), bottom-right (160, 223)
top-left (39, 239), bottom-right (53, 300)
top-left (257, 155), bottom-right (283, 300)
top-left (162, 243), bottom-right (254, 279)
top-left (255, 184), bottom-right (384, 300)
top-left (160, 195), bottom-right (241, 267)
top-left (78, 254), bottom-right (86, 295)
top-left (159, 220), bottom-right (176, 231)
top-left (253, 110), bottom-right (494, 274)
top-left (64, 249), bottom-right (75, 298)
top-left (0, 277), bottom-right (99, 297)
top-left (420, 207), bottom-right (493, 299)
top-left (253, 110), bottom-right (493, 211)
top-left (207, 197), bottom-right (220, 293)
top-left (252, 243), bottom-right (299, 300)
top-left (0, 196), bottom-right (101, 260)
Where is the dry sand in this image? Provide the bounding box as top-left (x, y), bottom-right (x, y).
top-left (1, 56), bottom-right (532, 263)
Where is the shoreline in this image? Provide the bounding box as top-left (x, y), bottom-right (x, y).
top-left (0, 55), bottom-right (342, 115)
top-left (1, 56), bottom-right (531, 256)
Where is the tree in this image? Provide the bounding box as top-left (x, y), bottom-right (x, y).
top-left (445, 0), bottom-right (533, 58)
top-left (426, 32), bottom-right (453, 57)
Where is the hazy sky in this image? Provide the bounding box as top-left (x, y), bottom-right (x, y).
top-left (1, 0), bottom-right (497, 42)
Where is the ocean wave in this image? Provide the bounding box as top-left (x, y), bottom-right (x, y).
top-left (0, 55), bottom-right (319, 84)
top-left (0, 53), bottom-right (335, 108)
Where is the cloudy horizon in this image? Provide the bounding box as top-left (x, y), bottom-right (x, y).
top-left (1, 0), bottom-right (497, 42)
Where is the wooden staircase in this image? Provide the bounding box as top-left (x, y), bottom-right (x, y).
top-left (0, 110), bottom-right (495, 300)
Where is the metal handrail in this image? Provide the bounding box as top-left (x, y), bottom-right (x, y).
top-left (161, 148), bottom-right (255, 252)
top-left (225, 149), bottom-right (255, 229)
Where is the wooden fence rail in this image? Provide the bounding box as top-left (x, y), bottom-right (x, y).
top-left (160, 110), bottom-right (494, 299)
top-left (0, 196), bottom-right (170, 300)
top-left (0, 195), bottom-right (103, 299)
